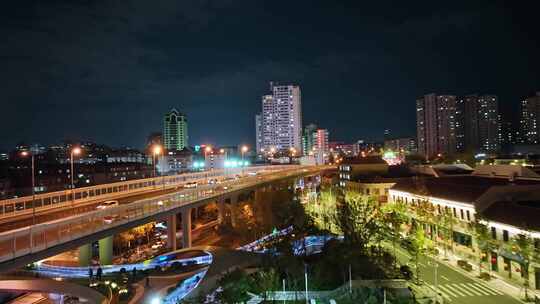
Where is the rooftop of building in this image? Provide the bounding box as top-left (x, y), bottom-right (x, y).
top-left (481, 199), bottom-right (540, 232)
top-left (392, 173), bottom-right (540, 204)
top-left (341, 156), bottom-right (387, 165)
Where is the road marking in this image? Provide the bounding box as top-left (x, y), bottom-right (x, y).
top-left (465, 283), bottom-right (492, 296)
top-left (454, 283), bottom-right (475, 296)
top-left (438, 284), bottom-right (460, 298)
top-left (440, 275), bottom-right (450, 281)
top-left (473, 282), bottom-right (504, 295)
top-left (461, 283), bottom-right (485, 296)
top-left (429, 286), bottom-right (452, 302)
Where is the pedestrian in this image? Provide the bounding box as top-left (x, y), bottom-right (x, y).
top-left (89, 267), bottom-right (93, 280)
top-left (132, 267), bottom-right (137, 278)
top-left (97, 267), bottom-right (103, 281)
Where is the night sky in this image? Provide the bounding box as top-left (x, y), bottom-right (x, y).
top-left (1, 1), bottom-right (539, 151)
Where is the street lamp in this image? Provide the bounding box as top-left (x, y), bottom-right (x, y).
top-left (152, 145), bottom-right (162, 178)
top-left (289, 147), bottom-right (296, 157)
top-left (20, 151), bottom-right (36, 227)
top-left (241, 145), bottom-right (248, 175)
top-left (70, 147), bottom-right (81, 206)
top-left (269, 147), bottom-right (276, 160)
top-left (205, 146), bottom-right (212, 170)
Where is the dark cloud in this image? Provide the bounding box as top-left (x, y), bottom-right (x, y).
top-left (1, 0), bottom-right (539, 150)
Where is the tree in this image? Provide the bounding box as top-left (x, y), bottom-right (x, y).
top-left (252, 268), bottom-right (280, 301)
top-left (414, 200), bottom-right (436, 240)
top-left (305, 188), bottom-right (339, 233)
top-left (407, 225), bottom-right (429, 283)
top-left (437, 207), bottom-right (456, 258)
top-left (334, 191), bottom-right (385, 253)
top-left (382, 201), bottom-right (409, 266)
top-left (472, 220), bottom-right (499, 277)
top-left (217, 269), bottom-right (253, 303)
top-left (508, 233), bottom-right (535, 300)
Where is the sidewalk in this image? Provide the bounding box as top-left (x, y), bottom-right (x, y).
top-left (434, 247), bottom-right (540, 303)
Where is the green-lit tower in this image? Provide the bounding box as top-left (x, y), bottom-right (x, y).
top-left (163, 108), bottom-right (188, 151)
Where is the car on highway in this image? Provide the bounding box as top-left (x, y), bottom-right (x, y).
top-left (96, 200), bottom-right (119, 209)
top-left (185, 182), bottom-right (198, 188)
top-left (207, 178), bottom-right (219, 184)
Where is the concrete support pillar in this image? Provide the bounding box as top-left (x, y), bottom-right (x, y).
top-left (217, 199), bottom-right (226, 225)
top-left (230, 195), bottom-right (239, 228)
top-left (167, 213), bottom-right (177, 251)
top-left (98, 236), bottom-right (113, 266)
top-left (182, 208), bottom-right (192, 248)
top-left (78, 243), bottom-right (92, 267)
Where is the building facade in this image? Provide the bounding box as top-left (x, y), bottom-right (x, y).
top-left (313, 129), bottom-right (329, 164)
top-left (302, 123), bottom-right (318, 156)
top-left (259, 82), bottom-right (302, 153)
top-left (417, 94), bottom-right (457, 158)
top-left (389, 165), bottom-right (540, 290)
top-left (163, 108), bottom-right (188, 151)
top-left (521, 92), bottom-right (540, 145)
top-left (456, 95), bottom-right (500, 153)
top-left (384, 137), bottom-right (417, 154)
top-left (255, 114), bottom-right (262, 154)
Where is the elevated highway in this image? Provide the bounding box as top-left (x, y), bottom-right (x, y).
top-left (0, 165), bottom-right (330, 271)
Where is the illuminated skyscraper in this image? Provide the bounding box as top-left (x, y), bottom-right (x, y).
top-left (163, 108), bottom-right (188, 151)
top-left (521, 92), bottom-right (540, 144)
top-left (416, 94), bottom-right (456, 158)
top-left (259, 82), bottom-right (302, 152)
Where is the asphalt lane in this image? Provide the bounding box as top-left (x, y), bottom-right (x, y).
top-left (393, 246), bottom-right (522, 304)
top-left (0, 187), bottom-right (182, 233)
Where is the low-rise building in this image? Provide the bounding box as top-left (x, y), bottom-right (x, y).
top-left (339, 156), bottom-right (413, 202)
top-left (389, 165), bottom-right (540, 289)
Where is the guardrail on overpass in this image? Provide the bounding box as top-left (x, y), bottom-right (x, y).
top-left (0, 165), bottom-right (296, 220)
top-left (0, 166), bottom-right (326, 266)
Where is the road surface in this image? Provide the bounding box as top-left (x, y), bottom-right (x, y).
top-left (393, 245), bottom-right (522, 304)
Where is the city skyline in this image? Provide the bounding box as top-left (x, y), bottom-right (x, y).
top-left (1, 2), bottom-right (539, 150)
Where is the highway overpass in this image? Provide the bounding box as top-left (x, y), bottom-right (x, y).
top-left (0, 165), bottom-right (330, 271)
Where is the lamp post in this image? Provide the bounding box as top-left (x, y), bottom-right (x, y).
top-left (289, 147), bottom-right (296, 163)
top-left (270, 147), bottom-right (276, 161)
top-left (152, 145), bottom-right (161, 189)
top-left (241, 145), bottom-right (248, 175)
top-left (21, 151), bottom-right (36, 226)
top-left (70, 147), bottom-right (81, 207)
top-left (205, 146), bottom-right (212, 170)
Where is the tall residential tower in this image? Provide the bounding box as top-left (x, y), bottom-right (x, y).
top-left (521, 92), bottom-right (540, 144)
top-left (416, 94), bottom-right (457, 158)
top-left (258, 82), bottom-right (302, 153)
top-left (163, 108), bottom-right (188, 151)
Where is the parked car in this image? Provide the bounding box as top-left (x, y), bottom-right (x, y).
top-left (96, 200), bottom-right (119, 209)
top-left (400, 265), bottom-right (414, 280)
top-left (400, 238), bottom-right (414, 251)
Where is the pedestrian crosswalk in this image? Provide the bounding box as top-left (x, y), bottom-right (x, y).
top-left (427, 282), bottom-right (505, 302)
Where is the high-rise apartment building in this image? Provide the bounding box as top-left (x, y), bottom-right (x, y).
top-left (520, 92), bottom-right (540, 144)
top-left (255, 114), bottom-right (262, 154)
top-left (313, 129), bottom-right (329, 164)
top-left (456, 95), bottom-right (499, 153)
top-left (416, 94), bottom-right (456, 158)
top-left (477, 95), bottom-right (499, 152)
top-left (456, 95), bottom-right (479, 152)
top-left (301, 123), bottom-right (318, 155)
top-left (259, 82), bottom-right (302, 152)
top-left (163, 108), bottom-right (188, 151)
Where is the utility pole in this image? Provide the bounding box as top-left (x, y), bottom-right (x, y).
top-left (304, 265), bottom-right (309, 304)
top-left (282, 279), bottom-right (286, 304)
top-left (349, 264), bottom-right (352, 293)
